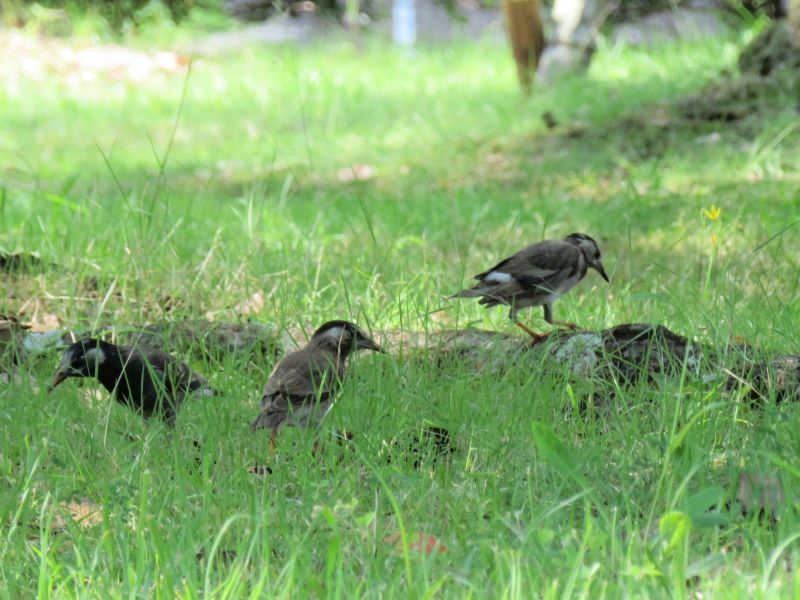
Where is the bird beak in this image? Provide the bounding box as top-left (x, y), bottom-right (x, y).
top-left (358, 338), bottom-right (385, 353)
top-left (594, 261), bottom-right (610, 283)
top-left (48, 369), bottom-right (69, 393)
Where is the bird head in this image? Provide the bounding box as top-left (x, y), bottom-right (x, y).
top-left (310, 320), bottom-right (384, 356)
top-left (565, 233), bottom-right (609, 282)
top-left (48, 338), bottom-right (111, 392)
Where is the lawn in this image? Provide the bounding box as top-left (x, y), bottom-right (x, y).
top-left (2, 15), bottom-right (800, 597)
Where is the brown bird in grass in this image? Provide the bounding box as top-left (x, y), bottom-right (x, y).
top-left (49, 338), bottom-right (218, 427)
top-left (250, 320), bottom-right (383, 451)
top-left (452, 233), bottom-right (609, 340)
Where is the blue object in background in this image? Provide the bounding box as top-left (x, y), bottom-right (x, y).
top-left (392, 0), bottom-right (416, 46)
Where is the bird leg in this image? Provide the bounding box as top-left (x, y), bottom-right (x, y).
top-left (542, 304), bottom-right (579, 330)
top-left (509, 306), bottom-right (548, 341)
top-left (514, 320), bottom-right (548, 342)
top-left (269, 428), bottom-right (278, 454)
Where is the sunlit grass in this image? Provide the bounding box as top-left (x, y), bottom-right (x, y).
top-left (1, 20), bottom-right (800, 597)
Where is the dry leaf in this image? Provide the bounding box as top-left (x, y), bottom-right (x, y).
top-left (337, 164), bottom-right (375, 183)
top-left (36, 313), bottom-right (61, 331)
top-left (234, 291), bottom-right (265, 316)
top-left (384, 532), bottom-right (447, 555)
top-left (52, 499), bottom-right (103, 532)
top-left (15, 298), bottom-right (60, 332)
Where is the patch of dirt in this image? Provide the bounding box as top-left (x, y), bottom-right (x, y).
top-left (678, 21), bottom-right (800, 123)
top-left (51, 499), bottom-right (103, 533)
top-left (529, 107), bottom-right (688, 167)
top-left (528, 20), bottom-right (799, 166)
top-left (679, 74), bottom-right (786, 122)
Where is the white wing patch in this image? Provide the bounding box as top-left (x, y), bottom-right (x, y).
top-left (484, 271), bottom-right (513, 284)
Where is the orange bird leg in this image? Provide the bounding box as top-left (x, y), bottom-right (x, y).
top-left (515, 320), bottom-right (548, 342)
top-left (542, 304), bottom-right (578, 330)
top-left (269, 429), bottom-right (278, 454)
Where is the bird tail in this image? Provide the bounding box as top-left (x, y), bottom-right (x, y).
top-left (478, 296), bottom-right (503, 308)
top-left (450, 286), bottom-right (485, 299)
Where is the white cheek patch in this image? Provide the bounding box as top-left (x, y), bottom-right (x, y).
top-left (84, 347), bottom-right (107, 366)
top-left (322, 327), bottom-right (344, 341)
top-left (485, 271), bottom-right (513, 284)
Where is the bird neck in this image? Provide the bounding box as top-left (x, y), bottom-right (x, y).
top-left (311, 341), bottom-right (351, 366)
top-left (576, 252), bottom-right (589, 279)
top-left (93, 346), bottom-right (126, 393)
top-left (329, 346), bottom-right (351, 364)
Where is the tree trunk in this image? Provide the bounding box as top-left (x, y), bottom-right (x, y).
top-left (502, 0), bottom-right (545, 93)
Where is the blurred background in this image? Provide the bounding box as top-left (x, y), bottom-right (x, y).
top-left (1, 0), bottom-right (798, 340)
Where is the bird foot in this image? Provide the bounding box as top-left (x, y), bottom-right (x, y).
top-left (514, 321), bottom-right (549, 343)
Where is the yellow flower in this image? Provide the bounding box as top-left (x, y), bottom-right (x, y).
top-left (703, 205), bottom-right (721, 221)
top-left (710, 233), bottom-right (718, 248)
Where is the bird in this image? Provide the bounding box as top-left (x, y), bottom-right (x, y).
top-left (250, 320), bottom-right (383, 452)
top-left (49, 338), bottom-right (219, 427)
top-left (452, 233), bottom-right (609, 340)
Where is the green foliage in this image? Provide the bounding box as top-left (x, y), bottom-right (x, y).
top-left (6, 0), bottom-right (195, 31)
top-left (613, 0), bottom-right (787, 21)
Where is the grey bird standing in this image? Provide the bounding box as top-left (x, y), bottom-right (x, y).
top-left (49, 338), bottom-right (219, 427)
top-left (452, 233), bottom-right (609, 340)
top-left (250, 320), bottom-right (383, 451)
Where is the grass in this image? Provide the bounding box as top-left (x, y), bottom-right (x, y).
top-left (2, 17), bottom-right (800, 597)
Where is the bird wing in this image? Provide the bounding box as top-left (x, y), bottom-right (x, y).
top-left (261, 349), bottom-right (339, 407)
top-left (454, 240), bottom-right (578, 301)
top-left (166, 358), bottom-right (218, 399)
top-left (478, 240), bottom-right (576, 280)
top-left (122, 346), bottom-right (216, 404)
top-left (251, 349), bottom-right (340, 431)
